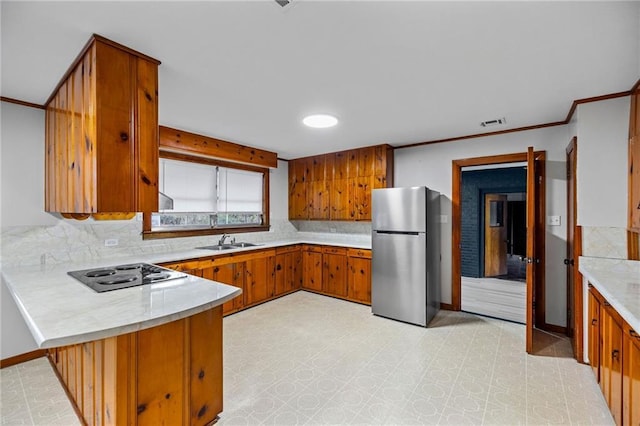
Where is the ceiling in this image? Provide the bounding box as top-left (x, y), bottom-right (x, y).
top-left (2, 1), bottom-right (639, 159)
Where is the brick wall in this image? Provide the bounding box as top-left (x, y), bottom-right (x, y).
top-left (461, 167), bottom-right (527, 277)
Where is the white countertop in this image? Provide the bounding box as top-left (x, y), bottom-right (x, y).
top-left (1, 237), bottom-right (370, 349)
top-left (579, 256), bottom-right (640, 332)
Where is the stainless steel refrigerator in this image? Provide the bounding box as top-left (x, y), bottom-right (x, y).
top-left (371, 186), bottom-right (440, 327)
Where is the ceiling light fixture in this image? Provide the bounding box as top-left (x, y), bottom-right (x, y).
top-left (303, 114), bottom-right (338, 129)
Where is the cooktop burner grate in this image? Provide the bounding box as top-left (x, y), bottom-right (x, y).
top-left (68, 263), bottom-right (187, 292)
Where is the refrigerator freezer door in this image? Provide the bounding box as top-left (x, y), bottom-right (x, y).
top-left (372, 231), bottom-right (427, 326)
top-left (372, 187), bottom-right (427, 232)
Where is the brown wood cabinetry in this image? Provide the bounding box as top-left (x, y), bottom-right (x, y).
top-left (623, 323), bottom-right (640, 426)
top-left (588, 285), bottom-right (601, 381)
top-left (288, 145), bottom-right (393, 221)
top-left (588, 283), bottom-right (640, 426)
top-left (347, 248), bottom-right (372, 304)
top-left (206, 262), bottom-right (244, 315)
top-left (45, 35), bottom-right (160, 215)
top-left (322, 246), bottom-right (348, 297)
top-left (162, 244), bottom-right (371, 319)
top-left (244, 250), bottom-right (276, 306)
top-left (275, 245), bottom-right (303, 296)
top-left (601, 301), bottom-right (624, 425)
top-left (302, 245), bottom-right (324, 292)
top-left (629, 84), bottom-right (640, 232)
top-left (49, 307), bottom-right (222, 426)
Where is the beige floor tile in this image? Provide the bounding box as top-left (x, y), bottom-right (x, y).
top-left (1, 291), bottom-right (615, 426)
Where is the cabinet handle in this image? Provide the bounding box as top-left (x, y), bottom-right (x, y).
top-left (591, 319), bottom-right (598, 326)
top-left (603, 301), bottom-right (611, 307)
top-left (612, 349), bottom-right (620, 360)
top-left (120, 132), bottom-right (129, 142)
top-left (631, 329), bottom-right (639, 338)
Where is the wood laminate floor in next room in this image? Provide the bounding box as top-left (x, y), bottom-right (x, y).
top-left (1, 291), bottom-right (612, 425)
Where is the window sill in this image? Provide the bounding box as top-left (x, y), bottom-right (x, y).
top-left (142, 225), bottom-right (271, 240)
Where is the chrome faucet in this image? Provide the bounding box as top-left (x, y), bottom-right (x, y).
top-left (218, 233), bottom-right (230, 246)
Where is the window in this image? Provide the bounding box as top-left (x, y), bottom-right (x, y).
top-left (143, 153), bottom-right (269, 239)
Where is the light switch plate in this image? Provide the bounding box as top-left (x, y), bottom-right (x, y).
top-left (104, 238), bottom-right (119, 247)
top-left (439, 215), bottom-right (448, 224)
top-left (547, 215), bottom-right (561, 226)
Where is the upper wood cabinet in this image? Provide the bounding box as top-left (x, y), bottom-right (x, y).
top-left (288, 144), bottom-right (393, 221)
top-left (45, 35), bottom-right (160, 215)
top-left (629, 84), bottom-right (640, 232)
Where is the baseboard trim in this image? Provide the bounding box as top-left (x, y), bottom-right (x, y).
top-left (541, 322), bottom-right (567, 335)
top-left (440, 303), bottom-right (456, 311)
top-left (0, 349), bottom-right (47, 368)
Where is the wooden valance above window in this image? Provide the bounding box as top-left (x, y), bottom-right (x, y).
top-left (159, 125), bottom-right (278, 169)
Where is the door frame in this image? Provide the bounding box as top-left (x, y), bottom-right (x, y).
top-left (452, 151), bottom-right (546, 327)
top-left (566, 137), bottom-right (584, 362)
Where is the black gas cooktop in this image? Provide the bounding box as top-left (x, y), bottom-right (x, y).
top-left (68, 263), bottom-right (187, 293)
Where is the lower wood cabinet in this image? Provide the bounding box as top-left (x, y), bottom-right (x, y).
top-left (275, 245), bottom-right (303, 296)
top-left (347, 248), bottom-right (372, 304)
top-left (322, 246), bottom-right (348, 297)
top-left (588, 287), bottom-right (601, 381)
top-left (623, 320), bottom-right (640, 425)
top-left (162, 244), bottom-right (372, 319)
top-left (244, 250), bottom-right (276, 306)
top-left (302, 245), bottom-right (323, 292)
top-left (601, 302), bottom-right (624, 425)
top-left (588, 283), bottom-right (639, 426)
top-left (49, 307), bottom-right (223, 426)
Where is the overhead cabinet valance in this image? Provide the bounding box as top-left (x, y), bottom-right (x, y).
top-left (159, 126), bottom-right (278, 169)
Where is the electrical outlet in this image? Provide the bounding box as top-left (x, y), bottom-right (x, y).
top-left (330, 227), bottom-right (337, 233)
top-left (439, 215), bottom-right (448, 224)
top-left (104, 238), bottom-right (119, 247)
top-left (547, 215), bottom-right (561, 226)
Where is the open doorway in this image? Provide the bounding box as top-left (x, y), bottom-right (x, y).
top-left (452, 149), bottom-right (546, 354)
top-left (460, 165), bottom-right (527, 323)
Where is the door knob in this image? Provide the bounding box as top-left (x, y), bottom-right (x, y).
top-left (563, 258), bottom-right (575, 266)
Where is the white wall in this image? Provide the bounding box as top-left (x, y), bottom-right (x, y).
top-left (0, 102), bottom-right (47, 358)
top-left (0, 101), bottom-right (291, 359)
top-left (394, 125), bottom-right (570, 326)
top-left (575, 96), bottom-right (630, 227)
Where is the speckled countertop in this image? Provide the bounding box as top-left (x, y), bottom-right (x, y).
top-left (1, 237), bottom-right (371, 349)
top-left (579, 256), bottom-right (640, 332)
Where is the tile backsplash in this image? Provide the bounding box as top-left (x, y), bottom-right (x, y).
top-left (581, 226), bottom-right (627, 259)
top-left (0, 218), bottom-right (375, 269)
top-left (0, 217), bottom-right (300, 268)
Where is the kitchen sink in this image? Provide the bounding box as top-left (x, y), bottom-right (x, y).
top-left (196, 245), bottom-right (236, 251)
top-left (231, 242), bottom-right (260, 248)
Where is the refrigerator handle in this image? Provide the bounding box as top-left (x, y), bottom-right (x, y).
top-left (375, 231), bottom-right (420, 236)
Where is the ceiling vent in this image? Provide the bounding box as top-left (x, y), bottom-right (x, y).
top-left (480, 117), bottom-right (507, 128)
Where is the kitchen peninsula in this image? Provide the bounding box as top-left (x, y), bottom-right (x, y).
top-left (2, 259), bottom-right (241, 426)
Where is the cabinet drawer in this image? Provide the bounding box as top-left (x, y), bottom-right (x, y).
top-left (303, 245), bottom-right (323, 253)
top-left (161, 259), bottom-right (208, 272)
top-left (322, 246), bottom-right (347, 255)
top-left (276, 245), bottom-right (301, 255)
top-left (348, 248), bottom-right (372, 259)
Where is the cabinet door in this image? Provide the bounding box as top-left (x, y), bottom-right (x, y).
top-left (588, 288), bottom-right (601, 382)
top-left (288, 159), bottom-right (308, 220)
top-left (291, 248), bottom-right (303, 291)
top-left (348, 256), bottom-right (371, 304)
top-left (205, 263), bottom-right (243, 315)
top-left (330, 179), bottom-right (351, 220)
top-left (351, 177), bottom-right (372, 221)
top-left (302, 249), bottom-right (323, 292)
top-left (245, 255), bottom-right (275, 306)
top-left (601, 304), bottom-right (623, 424)
top-left (623, 324), bottom-right (640, 426)
top-left (309, 180), bottom-right (331, 220)
top-left (322, 251), bottom-right (348, 297)
top-left (274, 253), bottom-right (287, 296)
top-left (322, 247), bottom-right (347, 297)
